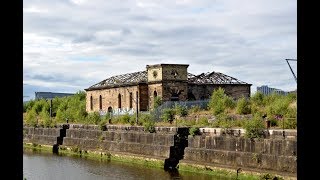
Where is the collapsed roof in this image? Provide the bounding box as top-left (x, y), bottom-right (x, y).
top-left (86, 70), bottom-right (249, 90)
top-left (187, 72), bottom-right (247, 84)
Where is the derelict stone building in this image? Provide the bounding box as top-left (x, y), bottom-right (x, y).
top-left (85, 64), bottom-right (251, 114)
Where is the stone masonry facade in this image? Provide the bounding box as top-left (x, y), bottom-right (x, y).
top-left (85, 64), bottom-right (251, 114)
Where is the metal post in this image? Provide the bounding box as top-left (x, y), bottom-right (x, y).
top-left (136, 91), bottom-right (138, 124)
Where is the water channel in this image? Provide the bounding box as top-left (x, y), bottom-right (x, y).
top-left (23, 150), bottom-right (232, 180)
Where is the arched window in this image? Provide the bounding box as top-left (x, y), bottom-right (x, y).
top-left (90, 95), bottom-right (93, 110)
top-left (154, 91), bottom-right (157, 98)
top-left (129, 92), bottom-right (133, 109)
top-left (99, 95), bottom-right (102, 110)
top-left (118, 94), bottom-right (121, 109)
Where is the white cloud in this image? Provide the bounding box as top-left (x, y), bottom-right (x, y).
top-left (23, 0), bottom-right (297, 100)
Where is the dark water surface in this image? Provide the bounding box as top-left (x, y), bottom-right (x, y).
top-left (23, 151), bottom-right (230, 180)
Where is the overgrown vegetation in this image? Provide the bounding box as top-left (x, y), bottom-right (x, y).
top-left (243, 114), bottom-right (265, 139)
top-left (208, 87), bottom-right (236, 115)
top-left (23, 89), bottom-right (296, 130)
top-left (189, 127), bottom-right (200, 136)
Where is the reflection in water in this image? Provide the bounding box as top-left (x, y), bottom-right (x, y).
top-left (23, 151), bottom-right (230, 180)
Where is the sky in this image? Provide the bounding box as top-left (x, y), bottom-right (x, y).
top-left (23, 0), bottom-right (297, 101)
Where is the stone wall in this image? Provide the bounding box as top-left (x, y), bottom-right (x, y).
top-left (183, 134), bottom-right (297, 174)
top-left (23, 127), bottom-right (60, 145)
top-left (63, 128), bottom-right (175, 158)
top-left (147, 83), bottom-right (163, 109)
top-left (162, 82), bottom-right (188, 101)
top-left (23, 125), bottom-right (296, 176)
top-left (188, 84), bottom-right (251, 100)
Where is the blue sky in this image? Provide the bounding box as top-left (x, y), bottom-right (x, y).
top-left (23, 0), bottom-right (297, 101)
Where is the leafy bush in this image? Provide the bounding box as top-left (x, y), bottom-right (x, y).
top-left (154, 96), bottom-right (162, 109)
top-left (144, 120), bottom-right (156, 133)
top-left (120, 114), bottom-right (131, 124)
top-left (174, 104), bottom-right (188, 117)
top-left (139, 113), bottom-right (153, 124)
top-left (211, 114), bottom-right (234, 128)
top-left (188, 105), bottom-right (201, 114)
top-left (25, 109), bottom-right (38, 127)
top-left (244, 115), bottom-right (265, 138)
top-left (39, 109), bottom-right (51, 128)
top-left (251, 91), bottom-right (265, 106)
top-left (208, 87), bottom-right (235, 115)
top-left (161, 108), bottom-right (175, 122)
top-left (176, 119), bottom-right (196, 127)
top-left (198, 117), bottom-right (209, 126)
top-left (86, 112), bottom-right (101, 125)
top-left (99, 119), bottom-right (108, 131)
top-left (236, 97), bottom-right (251, 115)
top-left (189, 127), bottom-right (200, 136)
top-left (281, 118), bottom-right (297, 129)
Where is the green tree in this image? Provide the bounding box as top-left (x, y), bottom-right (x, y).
top-left (236, 97), bottom-right (251, 115)
top-left (208, 87), bottom-right (235, 115)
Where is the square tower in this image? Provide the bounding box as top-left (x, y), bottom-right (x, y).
top-left (146, 64), bottom-right (189, 108)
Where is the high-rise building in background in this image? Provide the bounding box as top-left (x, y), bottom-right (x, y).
top-left (256, 85), bottom-right (289, 95)
top-left (35, 92), bottom-right (75, 100)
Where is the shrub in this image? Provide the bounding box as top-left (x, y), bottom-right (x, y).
top-left (25, 109), bottom-right (38, 127)
top-left (99, 119), bottom-right (108, 131)
top-left (86, 112), bottom-right (101, 125)
top-left (144, 120), bottom-right (156, 133)
top-left (119, 114), bottom-right (131, 124)
top-left (281, 118), bottom-right (297, 129)
top-left (211, 114), bottom-right (234, 128)
top-left (139, 113), bottom-right (153, 124)
top-left (189, 105), bottom-right (201, 114)
top-left (208, 87), bottom-right (235, 115)
top-left (174, 104), bottom-right (188, 117)
top-left (244, 115), bottom-right (265, 138)
top-left (251, 91), bottom-right (265, 106)
top-left (40, 109), bottom-right (51, 128)
top-left (189, 127), bottom-right (200, 136)
top-left (224, 96), bottom-right (236, 109)
top-left (154, 96), bottom-right (162, 109)
top-left (176, 119), bottom-right (196, 127)
top-left (198, 117), bottom-right (209, 126)
top-left (161, 108), bottom-right (175, 122)
top-left (236, 97), bottom-right (251, 115)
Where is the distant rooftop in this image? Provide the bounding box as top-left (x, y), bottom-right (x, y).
top-left (86, 69), bottom-right (249, 90)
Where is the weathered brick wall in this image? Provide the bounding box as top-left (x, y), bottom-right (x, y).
top-left (188, 84), bottom-right (251, 100)
top-left (148, 83), bottom-right (163, 109)
top-left (161, 65), bottom-right (188, 81)
top-left (184, 135), bottom-right (297, 174)
top-left (139, 84), bottom-right (149, 111)
top-left (23, 127), bottom-right (60, 145)
top-left (162, 82), bottom-right (188, 101)
top-left (86, 85), bottom-right (139, 113)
